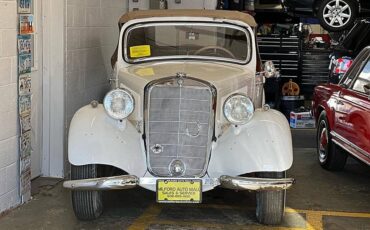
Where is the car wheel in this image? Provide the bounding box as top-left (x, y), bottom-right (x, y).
top-left (317, 0), bottom-right (357, 32)
top-left (255, 172), bottom-right (285, 225)
top-left (317, 111), bottom-right (347, 170)
top-left (71, 164), bottom-right (103, 220)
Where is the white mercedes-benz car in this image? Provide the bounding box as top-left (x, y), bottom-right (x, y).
top-left (63, 10), bottom-right (294, 225)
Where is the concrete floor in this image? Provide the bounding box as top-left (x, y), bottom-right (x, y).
top-left (0, 129), bottom-right (369, 230)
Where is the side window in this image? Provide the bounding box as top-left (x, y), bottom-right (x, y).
top-left (352, 59), bottom-right (370, 93)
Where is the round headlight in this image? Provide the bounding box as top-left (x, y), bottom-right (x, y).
top-left (103, 88), bottom-right (134, 120)
top-left (223, 94), bottom-right (254, 125)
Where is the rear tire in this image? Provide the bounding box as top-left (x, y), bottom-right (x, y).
top-left (71, 164), bottom-right (103, 220)
top-left (317, 111), bottom-right (347, 170)
top-left (255, 172), bottom-right (285, 225)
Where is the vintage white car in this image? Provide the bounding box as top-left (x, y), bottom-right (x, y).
top-left (63, 10), bottom-right (294, 225)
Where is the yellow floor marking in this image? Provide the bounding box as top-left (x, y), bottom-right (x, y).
top-left (127, 204), bottom-right (162, 230)
top-left (305, 212), bottom-right (323, 230)
top-left (128, 204), bottom-right (370, 230)
top-left (286, 208), bottom-right (370, 230)
top-left (285, 208), bottom-right (370, 218)
top-left (147, 220), bottom-right (305, 230)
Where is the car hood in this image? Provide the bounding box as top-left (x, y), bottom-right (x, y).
top-left (118, 61), bottom-right (255, 98)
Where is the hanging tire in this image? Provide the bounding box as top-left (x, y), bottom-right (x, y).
top-left (255, 172), bottom-right (285, 225)
top-left (71, 164), bottom-right (103, 220)
top-left (317, 0), bottom-right (358, 32)
top-left (317, 111), bottom-right (347, 170)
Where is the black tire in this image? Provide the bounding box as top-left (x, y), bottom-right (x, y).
top-left (255, 172), bottom-right (285, 225)
top-left (317, 0), bottom-right (358, 32)
top-left (71, 165), bottom-right (103, 220)
top-left (317, 111), bottom-right (347, 170)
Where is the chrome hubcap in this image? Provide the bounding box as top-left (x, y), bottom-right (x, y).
top-left (323, 0), bottom-right (351, 28)
top-left (319, 121), bottom-right (329, 163)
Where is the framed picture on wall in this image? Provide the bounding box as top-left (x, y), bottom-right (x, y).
top-left (20, 113), bottom-right (32, 134)
top-left (20, 168), bottom-right (31, 200)
top-left (18, 0), bottom-right (32, 14)
top-left (20, 156), bottom-right (31, 174)
top-left (19, 74), bottom-right (32, 95)
top-left (18, 35), bottom-right (32, 55)
top-left (19, 94), bottom-right (31, 115)
top-left (20, 130), bottom-right (31, 158)
top-left (19, 15), bottom-right (34, 35)
top-left (19, 54), bottom-right (32, 74)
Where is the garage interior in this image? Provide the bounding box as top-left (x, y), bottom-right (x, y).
top-left (0, 0), bottom-right (369, 229)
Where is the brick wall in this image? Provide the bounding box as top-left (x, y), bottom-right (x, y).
top-left (0, 0), bottom-right (21, 213)
top-left (65, 0), bottom-right (128, 172)
top-left (65, 0), bottom-right (128, 124)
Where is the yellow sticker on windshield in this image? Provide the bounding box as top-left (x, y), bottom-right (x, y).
top-left (130, 45), bottom-right (151, 58)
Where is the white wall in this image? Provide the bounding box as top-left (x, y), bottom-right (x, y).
top-left (0, 0), bottom-right (21, 213)
top-left (65, 0), bottom-right (128, 173)
top-left (30, 0), bottom-right (43, 179)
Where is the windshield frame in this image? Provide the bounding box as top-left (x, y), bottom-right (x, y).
top-left (123, 21), bottom-right (252, 65)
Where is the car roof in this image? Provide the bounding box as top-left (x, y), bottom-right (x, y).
top-left (118, 9), bottom-right (257, 27)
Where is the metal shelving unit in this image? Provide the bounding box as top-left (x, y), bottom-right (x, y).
top-left (257, 35), bottom-right (301, 79)
top-left (258, 35), bottom-right (302, 108)
top-left (300, 50), bottom-right (331, 97)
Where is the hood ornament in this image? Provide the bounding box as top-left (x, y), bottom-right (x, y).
top-left (176, 72), bottom-right (187, 87)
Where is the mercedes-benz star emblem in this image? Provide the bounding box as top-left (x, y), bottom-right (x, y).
top-left (176, 72), bottom-right (186, 87)
top-left (151, 144), bottom-right (163, 154)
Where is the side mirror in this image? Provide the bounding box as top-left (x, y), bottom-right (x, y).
top-left (263, 61), bottom-right (278, 78)
top-left (364, 83), bottom-right (370, 95)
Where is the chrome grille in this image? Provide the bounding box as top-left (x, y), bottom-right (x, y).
top-left (146, 77), bottom-right (215, 177)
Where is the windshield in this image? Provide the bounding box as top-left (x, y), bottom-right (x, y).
top-left (124, 22), bottom-right (251, 64)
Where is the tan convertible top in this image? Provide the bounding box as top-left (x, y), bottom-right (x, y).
top-left (119, 10), bottom-right (257, 27)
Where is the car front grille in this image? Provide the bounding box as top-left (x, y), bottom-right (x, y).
top-left (145, 76), bottom-right (215, 177)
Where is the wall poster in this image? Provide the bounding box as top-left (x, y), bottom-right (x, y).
top-left (19, 15), bottom-right (34, 35)
top-left (18, 54), bottom-right (32, 74)
top-left (18, 35), bottom-right (32, 55)
top-left (19, 74), bottom-right (32, 95)
top-left (18, 0), bottom-right (32, 14)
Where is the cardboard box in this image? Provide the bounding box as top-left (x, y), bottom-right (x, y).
top-left (290, 111), bottom-right (316, 129)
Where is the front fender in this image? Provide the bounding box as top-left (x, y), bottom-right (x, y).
top-left (68, 104), bottom-right (147, 176)
top-left (208, 109), bottom-right (293, 178)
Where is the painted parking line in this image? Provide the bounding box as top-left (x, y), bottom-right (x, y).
top-left (128, 204), bottom-right (370, 230)
top-left (285, 208), bottom-right (370, 230)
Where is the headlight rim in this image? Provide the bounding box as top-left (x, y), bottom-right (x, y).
top-left (103, 88), bottom-right (135, 120)
top-left (223, 93), bottom-right (254, 125)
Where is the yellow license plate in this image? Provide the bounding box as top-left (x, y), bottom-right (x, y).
top-left (157, 179), bottom-right (202, 203)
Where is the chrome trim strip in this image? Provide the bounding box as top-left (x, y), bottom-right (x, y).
top-left (63, 175), bottom-right (138, 190)
top-left (144, 75), bottom-right (217, 177)
top-left (219, 175), bottom-right (295, 191)
top-left (140, 177), bottom-right (220, 187)
top-left (123, 22), bottom-right (252, 65)
top-left (63, 175), bottom-right (294, 191)
top-left (331, 131), bottom-right (370, 165)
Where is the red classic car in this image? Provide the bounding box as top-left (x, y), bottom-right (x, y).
top-left (312, 46), bottom-right (370, 170)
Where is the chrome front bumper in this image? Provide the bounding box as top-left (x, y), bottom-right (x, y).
top-left (63, 175), bottom-right (295, 191)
